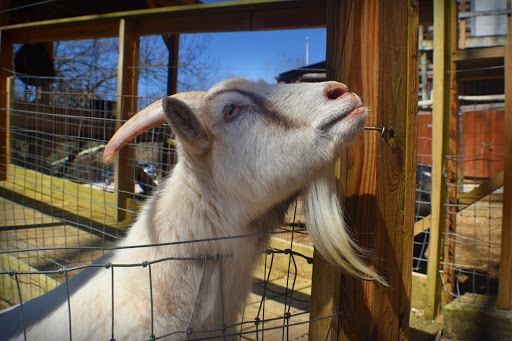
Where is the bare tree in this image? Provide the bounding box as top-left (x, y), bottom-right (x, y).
top-left (138, 34), bottom-right (218, 95)
top-left (46, 34), bottom-right (217, 106)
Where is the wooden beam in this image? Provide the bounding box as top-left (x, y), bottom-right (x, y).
top-left (425, 0), bottom-right (457, 320)
top-left (0, 164), bottom-right (135, 232)
top-left (163, 34), bottom-right (179, 96)
top-left (459, 0), bottom-right (466, 49)
top-left (4, 77), bottom-right (12, 167)
top-left (497, 8), bottom-right (512, 307)
top-left (114, 19), bottom-right (139, 222)
top-left (459, 171), bottom-right (504, 207)
top-left (419, 0), bottom-right (434, 25)
top-left (458, 8), bottom-right (512, 19)
top-left (312, 1), bottom-right (418, 340)
top-left (415, 171), bottom-right (505, 236)
top-left (309, 161), bottom-right (341, 341)
top-left (0, 0), bottom-right (326, 44)
top-left (0, 254), bottom-right (60, 306)
top-left (453, 46), bottom-right (505, 61)
top-left (444, 0), bottom-right (460, 308)
top-left (160, 34), bottom-right (179, 178)
top-left (0, 31), bottom-right (12, 181)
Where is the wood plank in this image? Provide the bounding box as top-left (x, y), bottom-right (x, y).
top-left (459, 171), bottom-right (504, 207)
top-left (1, 0), bottom-right (326, 44)
top-left (403, 3), bottom-right (420, 338)
top-left (312, 1), bottom-right (418, 340)
top-left (7, 165), bottom-right (119, 222)
top-left (425, 0), bottom-right (457, 320)
top-left (306, 1), bottom-right (344, 326)
top-left (443, 0), bottom-right (461, 307)
top-left (268, 237), bottom-right (313, 278)
top-left (164, 34), bottom-right (179, 96)
top-left (0, 31), bottom-right (12, 181)
top-left (114, 19), bottom-right (139, 222)
top-left (412, 272), bottom-right (428, 311)
top-left (497, 39), bottom-right (512, 309)
top-left (459, 0), bottom-right (467, 49)
top-left (415, 171), bottom-right (505, 236)
top-left (419, 0), bottom-right (434, 25)
top-left (0, 227), bottom-right (109, 271)
top-left (453, 46), bottom-right (505, 61)
top-left (1, 164), bottom-right (136, 231)
top-left (0, 254), bottom-right (60, 306)
top-left (308, 161), bottom-right (340, 339)
top-left (4, 77), bottom-right (12, 167)
top-left (309, 252), bottom-right (340, 340)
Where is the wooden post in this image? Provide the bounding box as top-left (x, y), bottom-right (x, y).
top-left (163, 34), bottom-right (179, 96)
top-left (5, 77), bottom-right (13, 165)
top-left (115, 19), bottom-right (139, 221)
top-left (160, 34), bottom-right (180, 178)
top-left (312, 1), bottom-right (418, 340)
top-left (309, 161), bottom-right (342, 340)
top-left (419, 26), bottom-right (430, 105)
top-left (459, 0), bottom-right (467, 49)
top-left (497, 3), bottom-right (512, 310)
top-left (425, 0), bottom-right (457, 320)
top-left (443, 0), bottom-right (460, 308)
top-left (0, 31), bottom-right (12, 181)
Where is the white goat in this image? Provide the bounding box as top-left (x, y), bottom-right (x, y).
top-left (4, 78), bottom-right (384, 340)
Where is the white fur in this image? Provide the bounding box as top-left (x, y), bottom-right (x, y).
top-left (13, 78), bottom-right (383, 340)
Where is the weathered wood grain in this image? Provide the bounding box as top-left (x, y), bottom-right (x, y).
top-left (497, 40), bottom-right (512, 309)
top-left (115, 19), bottom-right (139, 222)
top-left (426, 0), bottom-right (457, 320)
top-left (309, 1), bottom-right (418, 340)
top-left (0, 164), bottom-right (136, 231)
top-left (1, 0), bottom-right (327, 44)
top-left (0, 31), bottom-right (12, 181)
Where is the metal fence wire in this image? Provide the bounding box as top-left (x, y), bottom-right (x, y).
top-left (0, 76), bottom-right (507, 337)
top-left (0, 75), bottom-right (331, 340)
top-left (412, 103), bottom-right (505, 304)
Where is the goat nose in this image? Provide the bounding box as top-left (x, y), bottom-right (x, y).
top-left (324, 83), bottom-right (349, 100)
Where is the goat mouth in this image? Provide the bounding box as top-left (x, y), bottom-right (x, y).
top-left (319, 106), bottom-right (366, 133)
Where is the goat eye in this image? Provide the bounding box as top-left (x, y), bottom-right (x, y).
top-left (223, 105), bottom-right (241, 121)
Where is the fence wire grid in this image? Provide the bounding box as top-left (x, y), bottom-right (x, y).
top-left (413, 102), bottom-right (505, 305)
top-left (0, 74), bottom-right (507, 338)
top-left (0, 75), bottom-right (324, 340)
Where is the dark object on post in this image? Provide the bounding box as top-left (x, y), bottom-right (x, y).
top-left (14, 43), bottom-right (55, 88)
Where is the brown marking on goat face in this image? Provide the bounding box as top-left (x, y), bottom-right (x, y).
top-left (207, 89), bottom-right (303, 130)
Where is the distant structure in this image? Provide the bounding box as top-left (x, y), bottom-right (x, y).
top-left (276, 61), bottom-right (326, 83)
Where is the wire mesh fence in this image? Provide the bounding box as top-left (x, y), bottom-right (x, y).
top-left (412, 104), bottom-right (505, 305)
top-left (0, 75), bottom-right (323, 339)
top-left (0, 65), bottom-right (508, 339)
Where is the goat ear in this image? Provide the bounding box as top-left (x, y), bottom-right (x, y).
top-left (162, 96), bottom-right (210, 152)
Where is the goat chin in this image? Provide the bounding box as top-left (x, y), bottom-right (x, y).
top-left (304, 165), bottom-right (388, 286)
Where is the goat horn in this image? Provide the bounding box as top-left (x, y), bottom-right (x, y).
top-left (103, 92), bottom-right (206, 164)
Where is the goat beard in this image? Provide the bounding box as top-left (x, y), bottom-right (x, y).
top-left (303, 165), bottom-right (387, 286)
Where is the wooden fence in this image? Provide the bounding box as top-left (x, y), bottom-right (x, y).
top-left (1, 0), bottom-right (510, 339)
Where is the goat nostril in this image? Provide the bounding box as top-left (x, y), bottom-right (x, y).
top-left (324, 84), bottom-right (348, 100)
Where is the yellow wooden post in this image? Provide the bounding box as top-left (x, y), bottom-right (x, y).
top-left (5, 77), bottom-right (13, 166)
top-left (497, 2), bottom-right (512, 310)
top-left (0, 31), bottom-right (12, 181)
top-left (425, 0), bottom-right (457, 320)
top-left (114, 19), bottom-right (139, 222)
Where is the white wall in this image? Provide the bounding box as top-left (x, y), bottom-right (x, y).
top-left (471, 0), bottom-right (508, 36)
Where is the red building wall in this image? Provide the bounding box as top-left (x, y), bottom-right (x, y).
top-left (416, 110), bottom-right (504, 180)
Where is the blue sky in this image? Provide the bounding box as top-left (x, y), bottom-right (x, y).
top-left (185, 28), bottom-right (327, 85)
top-left (165, 0), bottom-right (327, 91)
top-left (137, 27), bottom-right (326, 97)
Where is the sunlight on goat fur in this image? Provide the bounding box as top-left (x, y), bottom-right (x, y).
top-left (5, 78), bottom-right (385, 340)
